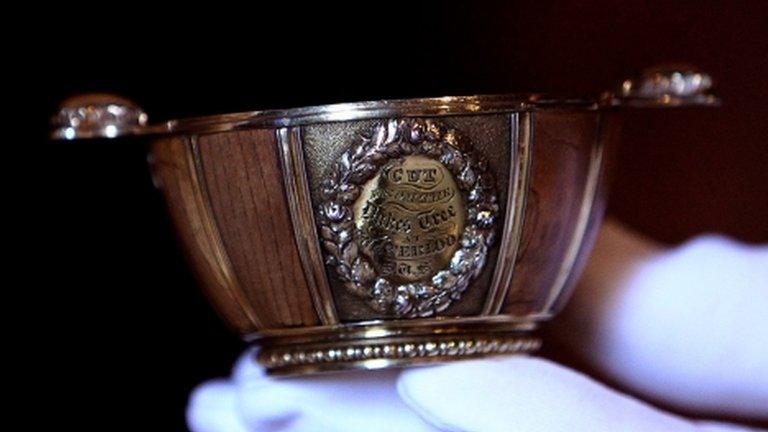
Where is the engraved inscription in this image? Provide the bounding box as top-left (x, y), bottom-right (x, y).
top-left (355, 155), bottom-right (465, 283)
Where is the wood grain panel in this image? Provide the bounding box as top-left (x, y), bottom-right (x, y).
top-left (149, 137), bottom-right (262, 335)
top-left (549, 113), bottom-right (620, 313)
top-left (197, 130), bottom-right (318, 329)
top-left (503, 111), bottom-right (597, 315)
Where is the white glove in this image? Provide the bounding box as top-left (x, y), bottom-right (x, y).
top-left (187, 220), bottom-right (768, 431)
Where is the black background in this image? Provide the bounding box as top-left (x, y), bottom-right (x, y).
top-left (33, 2), bottom-right (767, 430)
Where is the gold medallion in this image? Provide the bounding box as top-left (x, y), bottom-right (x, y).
top-left (354, 155), bottom-right (465, 284)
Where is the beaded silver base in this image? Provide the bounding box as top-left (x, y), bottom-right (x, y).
top-left (254, 320), bottom-right (541, 375)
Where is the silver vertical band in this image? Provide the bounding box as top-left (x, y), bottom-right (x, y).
top-left (483, 112), bottom-right (535, 315)
top-left (540, 114), bottom-right (606, 314)
top-left (277, 127), bottom-right (339, 324)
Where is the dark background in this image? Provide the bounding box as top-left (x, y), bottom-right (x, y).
top-left (37, 2), bottom-right (767, 430)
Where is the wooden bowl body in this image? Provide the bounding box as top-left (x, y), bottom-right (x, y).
top-left (149, 101), bottom-right (619, 374)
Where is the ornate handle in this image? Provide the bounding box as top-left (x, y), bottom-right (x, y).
top-left (51, 93), bottom-right (149, 140)
top-left (50, 65), bottom-right (719, 140)
top-left (603, 64), bottom-right (720, 108)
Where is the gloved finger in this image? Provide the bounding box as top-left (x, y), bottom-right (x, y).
top-left (188, 349), bottom-right (439, 432)
top-left (549, 220), bottom-right (768, 419)
top-left (187, 379), bottom-right (251, 432)
top-left (231, 347), bottom-right (266, 384)
top-left (397, 356), bottom-right (764, 432)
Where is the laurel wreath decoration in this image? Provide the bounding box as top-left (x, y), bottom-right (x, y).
top-left (317, 119), bottom-right (498, 318)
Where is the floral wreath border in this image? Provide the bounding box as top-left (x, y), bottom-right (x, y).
top-left (317, 118), bottom-right (499, 317)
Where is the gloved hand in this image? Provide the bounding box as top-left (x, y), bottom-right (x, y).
top-left (187, 220), bottom-right (768, 431)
